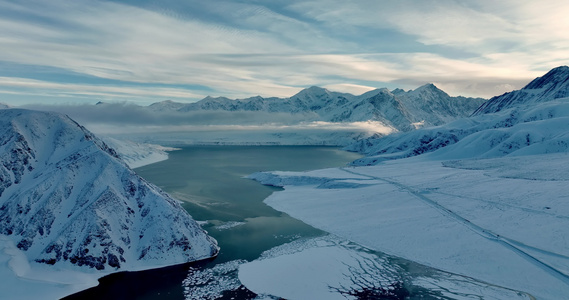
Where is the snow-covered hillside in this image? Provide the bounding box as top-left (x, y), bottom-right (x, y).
top-left (347, 67), bottom-right (569, 165)
top-left (248, 154), bottom-right (569, 299)
top-left (0, 109), bottom-right (218, 298)
top-left (473, 65), bottom-right (569, 115)
top-left (150, 84), bottom-right (485, 132)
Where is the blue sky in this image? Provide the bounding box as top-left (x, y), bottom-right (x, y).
top-left (1, 0), bottom-right (568, 105)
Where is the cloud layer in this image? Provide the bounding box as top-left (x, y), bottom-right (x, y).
top-left (1, 0), bottom-right (568, 105)
top-left (22, 102), bottom-right (394, 139)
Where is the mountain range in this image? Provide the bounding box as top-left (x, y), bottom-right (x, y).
top-left (148, 84), bottom-right (486, 132)
top-left (347, 66), bottom-right (569, 165)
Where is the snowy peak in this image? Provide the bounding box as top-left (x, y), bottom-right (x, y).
top-left (473, 66), bottom-right (569, 115)
top-left (391, 88), bottom-right (406, 95)
top-left (144, 85), bottom-right (485, 133)
top-left (147, 100), bottom-right (185, 112)
top-left (292, 86), bottom-right (331, 98)
top-left (349, 67), bottom-right (569, 165)
top-left (0, 109), bottom-right (218, 271)
top-left (524, 66), bottom-right (569, 90)
top-left (410, 83), bottom-right (449, 97)
top-left (201, 95), bottom-right (232, 102)
top-left (357, 88), bottom-right (384, 99)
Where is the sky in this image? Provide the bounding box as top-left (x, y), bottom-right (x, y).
top-left (1, 0), bottom-right (568, 106)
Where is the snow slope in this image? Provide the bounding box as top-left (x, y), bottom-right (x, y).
top-left (347, 98), bottom-right (569, 165)
top-left (0, 109), bottom-right (218, 298)
top-left (101, 137), bottom-right (180, 169)
top-left (248, 155), bottom-right (569, 299)
top-left (473, 65), bottom-right (569, 115)
top-left (239, 235), bottom-right (534, 300)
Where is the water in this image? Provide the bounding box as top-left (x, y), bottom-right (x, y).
top-left (65, 146), bottom-right (533, 300)
top-left (66, 146), bottom-right (363, 299)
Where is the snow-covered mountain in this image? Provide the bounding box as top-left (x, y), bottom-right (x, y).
top-left (150, 85), bottom-right (485, 132)
top-left (473, 66), bottom-right (569, 115)
top-left (0, 109), bottom-right (218, 272)
top-left (347, 66), bottom-right (569, 165)
top-left (147, 99), bottom-right (186, 112)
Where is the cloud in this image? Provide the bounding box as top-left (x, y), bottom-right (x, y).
top-left (0, 0), bottom-right (568, 105)
top-left (0, 77), bottom-right (206, 103)
top-left (22, 102), bottom-right (320, 128)
top-left (20, 98), bottom-right (395, 137)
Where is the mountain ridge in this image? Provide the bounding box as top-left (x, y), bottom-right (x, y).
top-left (0, 109), bottom-right (218, 271)
top-left (473, 66), bottom-right (569, 115)
top-left (347, 66), bottom-right (569, 165)
top-left (149, 84), bottom-right (486, 132)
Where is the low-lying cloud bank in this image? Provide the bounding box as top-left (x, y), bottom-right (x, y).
top-left (21, 103), bottom-right (394, 146)
top-left (23, 103), bottom-right (318, 127)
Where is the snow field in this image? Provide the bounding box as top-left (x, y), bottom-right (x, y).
top-left (250, 154), bottom-right (569, 299)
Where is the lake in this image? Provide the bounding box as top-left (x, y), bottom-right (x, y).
top-left (65, 146), bottom-right (530, 300)
top-left (65, 146), bottom-right (363, 299)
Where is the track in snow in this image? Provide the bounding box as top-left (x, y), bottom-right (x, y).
top-left (339, 167), bottom-right (569, 287)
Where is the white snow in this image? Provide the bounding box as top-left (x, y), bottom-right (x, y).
top-left (348, 98), bottom-right (569, 165)
top-left (183, 259), bottom-right (247, 300)
top-left (241, 245), bottom-right (388, 300)
top-left (249, 154), bottom-right (569, 299)
top-left (239, 235), bottom-right (533, 300)
top-left (171, 84), bottom-right (484, 132)
top-left (101, 136), bottom-right (180, 168)
top-left (245, 68), bottom-right (569, 299)
top-left (239, 236), bottom-right (407, 300)
top-left (473, 66), bottom-right (569, 115)
top-left (0, 109), bottom-right (218, 300)
top-left (0, 236), bottom-right (100, 300)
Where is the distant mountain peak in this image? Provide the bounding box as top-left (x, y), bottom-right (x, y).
top-left (415, 83), bottom-right (441, 91)
top-left (306, 85), bottom-right (328, 92)
top-left (201, 95), bottom-right (232, 102)
top-left (294, 86), bottom-right (329, 97)
top-left (473, 66), bottom-right (569, 115)
top-left (410, 83), bottom-right (449, 98)
top-left (524, 66), bottom-right (569, 90)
